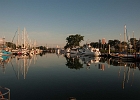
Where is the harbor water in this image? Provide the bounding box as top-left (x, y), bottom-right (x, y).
top-left (0, 53), bottom-right (140, 100)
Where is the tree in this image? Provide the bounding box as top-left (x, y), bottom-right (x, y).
top-left (90, 42), bottom-right (99, 48)
top-left (64, 34), bottom-right (84, 49)
top-left (5, 42), bottom-right (16, 49)
top-left (130, 38), bottom-right (136, 49)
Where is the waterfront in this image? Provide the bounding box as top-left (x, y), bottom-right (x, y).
top-left (0, 53), bottom-right (140, 100)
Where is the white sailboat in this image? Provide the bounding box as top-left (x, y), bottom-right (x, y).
top-left (13, 27), bottom-right (30, 56)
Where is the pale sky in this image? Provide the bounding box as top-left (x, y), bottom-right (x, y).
top-left (0, 0), bottom-right (140, 47)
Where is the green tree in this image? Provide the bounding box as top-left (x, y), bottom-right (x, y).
top-left (64, 34), bottom-right (84, 49)
top-left (5, 42), bottom-right (16, 49)
top-left (90, 42), bottom-right (99, 48)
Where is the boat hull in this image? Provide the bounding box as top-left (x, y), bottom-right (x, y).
top-left (0, 50), bottom-right (12, 56)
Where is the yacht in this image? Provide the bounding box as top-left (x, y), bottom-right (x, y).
top-left (78, 44), bottom-right (101, 57)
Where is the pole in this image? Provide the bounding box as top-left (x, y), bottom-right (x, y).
top-left (108, 44), bottom-right (110, 54)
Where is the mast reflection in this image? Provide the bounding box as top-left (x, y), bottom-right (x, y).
top-left (15, 55), bottom-right (34, 79)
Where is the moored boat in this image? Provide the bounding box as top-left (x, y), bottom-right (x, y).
top-left (135, 53), bottom-right (140, 61)
top-left (78, 44), bottom-right (101, 57)
top-left (0, 50), bottom-right (12, 56)
top-left (0, 86), bottom-right (10, 100)
top-left (111, 53), bottom-right (135, 62)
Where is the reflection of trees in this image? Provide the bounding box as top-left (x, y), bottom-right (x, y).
top-left (65, 55), bottom-right (83, 69)
top-left (99, 57), bottom-right (106, 63)
top-left (38, 51), bottom-right (47, 56)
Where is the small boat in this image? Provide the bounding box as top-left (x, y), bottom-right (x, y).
top-left (135, 53), bottom-right (140, 61)
top-left (112, 53), bottom-right (135, 62)
top-left (0, 55), bottom-right (10, 61)
top-left (0, 50), bottom-right (12, 56)
top-left (0, 86), bottom-right (10, 100)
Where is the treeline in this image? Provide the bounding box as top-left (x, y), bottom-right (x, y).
top-left (90, 38), bottom-right (139, 53)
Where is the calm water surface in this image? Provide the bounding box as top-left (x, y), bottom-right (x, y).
top-left (0, 53), bottom-right (140, 100)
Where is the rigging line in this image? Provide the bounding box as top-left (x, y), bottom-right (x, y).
top-left (12, 30), bottom-right (18, 43)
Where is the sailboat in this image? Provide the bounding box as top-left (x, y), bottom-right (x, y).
top-left (13, 27), bottom-right (30, 56)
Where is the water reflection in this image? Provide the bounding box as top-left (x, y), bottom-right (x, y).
top-left (64, 53), bottom-right (140, 90)
top-left (15, 55), bottom-right (33, 79)
top-left (64, 54), bottom-right (83, 69)
top-left (1, 53), bottom-right (140, 75)
top-left (0, 56), bottom-right (11, 73)
top-left (79, 56), bottom-right (100, 65)
top-left (115, 64), bottom-right (137, 89)
top-left (64, 53), bottom-right (140, 70)
top-left (0, 52), bottom-right (140, 99)
top-left (0, 55), bottom-right (14, 100)
top-left (0, 52), bottom-right (47, 79)
top-left (109, 57), bottom-right (140, 69)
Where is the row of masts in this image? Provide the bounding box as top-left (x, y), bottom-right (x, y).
top-left (15, 27), bottom-right (37, 50)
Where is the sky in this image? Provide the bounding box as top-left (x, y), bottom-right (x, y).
top-left (0, 0), bottom-right (140, 47)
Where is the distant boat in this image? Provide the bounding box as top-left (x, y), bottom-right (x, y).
top-left (135, 53), bottom-right (140, 61)
top-left (112, 53), bottom-right (135, 62)
top-left (0, 55), bottom-right (10, 61)
top-left (64, 47), bottom-right (79, 54)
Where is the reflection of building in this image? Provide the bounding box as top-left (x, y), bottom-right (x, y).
top-left (121, 66), bottom-right (135, 89)
top-left (98, 64), bottom-right (105, 71)
top-left (116, 61), bottom-right (140, 89)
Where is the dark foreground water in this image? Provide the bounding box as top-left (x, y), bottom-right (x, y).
top-left (0, 53), bottom-right (140, 100)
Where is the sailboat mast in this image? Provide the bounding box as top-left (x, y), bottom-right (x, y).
top-left (17, 27), bottom-right (20, 49)
top-left (24, 28), bottom-right (26, 49)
